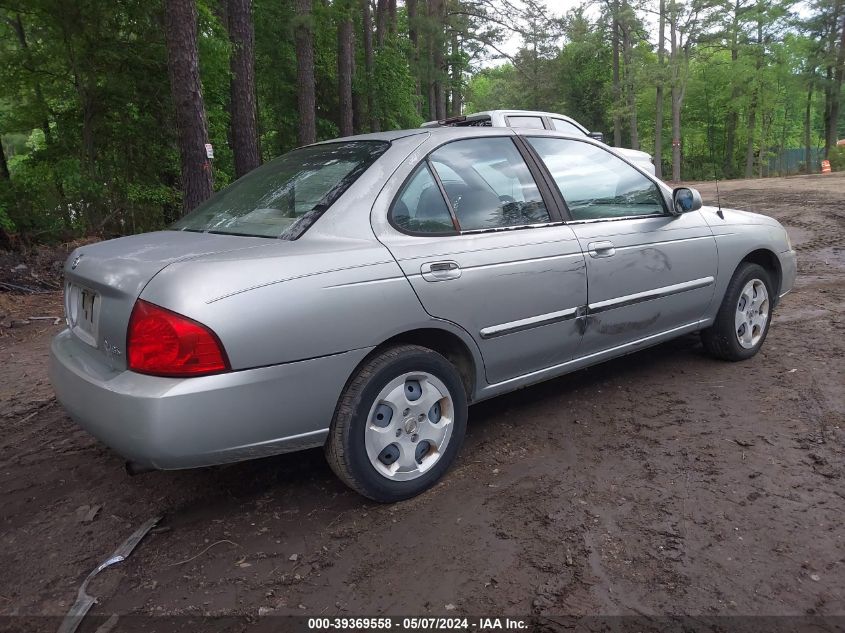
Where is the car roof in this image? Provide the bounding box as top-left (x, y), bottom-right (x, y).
top-left (316, 126), bottom-right (527, 144)
top-left (421, 110), bottom-right (588, 131)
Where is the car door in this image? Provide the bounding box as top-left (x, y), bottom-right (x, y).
top-left (526, 136), bottom-right (718, 356)
top-left (373, 135), bottom-right (588, 386)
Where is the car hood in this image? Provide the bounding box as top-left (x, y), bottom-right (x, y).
top-left (700, 206), bottom-right (783, 228)
top-left (614, 147), bottom-right (652, 160)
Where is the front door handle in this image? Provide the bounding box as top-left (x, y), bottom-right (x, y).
top-left (421, 261), bottom-right (462, 282)
top-left (587, 241), bottom-right (616, 258)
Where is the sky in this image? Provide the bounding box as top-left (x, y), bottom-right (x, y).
top-left (487, 0), bottom-right (814, 67)
top-left (490, 0), bottom-right (601, 63)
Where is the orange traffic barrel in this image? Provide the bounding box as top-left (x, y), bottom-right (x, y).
top-left (821, 159), bottom-right (831, 173)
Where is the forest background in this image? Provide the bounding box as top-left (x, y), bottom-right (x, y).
top-left (1, 0), bottom-right (843, 245)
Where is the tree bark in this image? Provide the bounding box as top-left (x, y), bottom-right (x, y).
top-left (804, 82), bottom-right (814, 172)
top-left (362, 0), bottom-right (379, 131)
top-left (621, 6), bottom-right (638, 149)
top-left (450, 31), bottom-right (461, 117)
top-left (744, 8), bottom-right (763, 179)
top-left (611, 1), bottom-right (622, 147)
top-left (0, 138), bottom-right (9, 181)
top-left (655, 0), bottom-right (665, 178)
top-left (670, 1), bottom-right (681, 181)
top-left (376, 0), bottom-right (388, 47)
top-left (164, 0), bottom-right (214, 214)
top-left (227, 0), bottom-right (260, 178)
top-left (294, 0), bottom-right (316, 145)
top-left (408, 0), bottom-right (421, 115)
top-left (388, 0), bottom-right (397, 36)
top-left (431, 0), bottom-right (447, 120)
top-left (723, 1), bottom-right (741, 178)
top-left (337, 9), bottom-right (355, 137)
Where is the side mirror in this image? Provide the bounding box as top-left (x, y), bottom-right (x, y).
top-left (588, 131), bottom-right (605, 143)
top-left (672, 187), bottom-right (702, 214)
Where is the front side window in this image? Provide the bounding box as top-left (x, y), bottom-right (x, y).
top-left (527, 137), bottom-right (665, 221)
top-left (173, 141), bottom-right (389, 238)
top-left (428, 137), bottom-right (550, 231)
top-left (506, 115), bottom-right (545, 129)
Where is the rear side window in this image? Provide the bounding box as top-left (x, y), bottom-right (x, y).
top-left (527, 137), bottom-right (665, 221)
top-left (389, 138), bottom-right (552, 234)
top-left (391, 163), bottom-right (456, 234)
top-left (505, 115), bottom-right (545, 129)
top-left (429, 138), bottom-right (550, 231)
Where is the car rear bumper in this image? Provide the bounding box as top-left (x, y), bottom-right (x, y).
top-left (49, 329), bottom-right (371, 469)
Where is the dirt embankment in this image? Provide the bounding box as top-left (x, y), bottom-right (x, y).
top-left (0, 174), bottom-right (842, 627)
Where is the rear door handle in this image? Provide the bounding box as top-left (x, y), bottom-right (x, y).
top-left (587, 241), bottom-right (616, 258)
top-left (421, 261), bottom-right (462, 282)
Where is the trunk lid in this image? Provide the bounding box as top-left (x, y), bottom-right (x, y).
top-left (63, 230), bottom-right (272, 370)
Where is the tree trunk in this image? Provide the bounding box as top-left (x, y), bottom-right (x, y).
top-left (655, 0), bottom-right (665, 179)
top-left (227, 0), bottom-right (260, 178)
top-left (362, 0), bottom-right (379, 131)
top-left (670, 2), bottom-right (681, 182)
top-left (431, 0), bottom-right (447, 120)
top-left (828, 11), bottom-right (845, 151)
top-left (744, 11), bottom-right (763, 179)
top-left (0, 138), bottom-right (9, 181)
top-left (408, 0), bottom-right (421, 115)
top-left (388, 0), bottom-right (397, 36)
top-left (622, 10), bottom-right (638, 149)
top-left (744, 98), bottom-right (757, 178)
top-left (11, 15), bottom-right (54, 150)
top-left (337, 10), bottom-right (355, 137)
top-left (804, 82), bottom-right (814, 172)
top-left (12, 13), bottom-right (72, 227)
top-left (723, 2), bottom-right (741, 178)
top-left (164, 0), bottom-right (214, 214)
top-left (376, 0), bottom-right (388, 47)
top-left (294, 0), bottom-right (316, 145)
top-left (611, 1), bottom-right (622, 147)
top-left (450, 31), bottom-right (461, 117)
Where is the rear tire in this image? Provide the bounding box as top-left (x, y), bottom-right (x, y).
top-left (701, 262), bottom-right (774, 361)
top-left (325, 344), bottom-right (468, 502)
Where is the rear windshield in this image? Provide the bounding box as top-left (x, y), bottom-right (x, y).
top-left (172, 141), bottom-right (389, 239)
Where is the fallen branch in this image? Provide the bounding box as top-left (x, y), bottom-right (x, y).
top-left (169, 539), bottom-right (238, 567)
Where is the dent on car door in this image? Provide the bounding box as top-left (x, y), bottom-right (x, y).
top-left (527, 137), bottom-right (717, 355)
top-left (373, 136), bottom-right (588, 386)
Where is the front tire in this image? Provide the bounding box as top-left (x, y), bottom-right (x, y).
top-left (325, 344), bottom-right (468, 502)
top-left (701, 262), bottom-right (774, 361)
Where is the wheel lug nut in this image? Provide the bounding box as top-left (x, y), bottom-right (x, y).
top-left (395, 429), bottom-right (402, 437)
top-left (411, 434), bottom-right (418, 443)
top-left (403, 408), bottom-right (410, 416)
top-left (418, 413), bottom-right (425, 422)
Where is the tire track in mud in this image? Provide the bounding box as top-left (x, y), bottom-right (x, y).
top-left (2, 174), bottom-right (844, 621)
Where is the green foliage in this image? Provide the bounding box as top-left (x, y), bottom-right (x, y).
top-left (0, 0), bottom-right (842, 245)
top-left (374, 38), bottom-right (423, 130)
top-left (828, 146), bottom-right (845, 171)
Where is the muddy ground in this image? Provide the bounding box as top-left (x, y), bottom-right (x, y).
top-left (0, 174), bottom-right (843, 629)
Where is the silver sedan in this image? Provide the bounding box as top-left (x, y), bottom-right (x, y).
top-left (49, 127), bottom-right (796, 502)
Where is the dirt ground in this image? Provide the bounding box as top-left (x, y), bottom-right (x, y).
top-left (1, 174), bottom-right (843, 629)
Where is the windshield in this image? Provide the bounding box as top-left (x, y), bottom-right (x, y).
top-left (172, 141), bottom-right (389, 239)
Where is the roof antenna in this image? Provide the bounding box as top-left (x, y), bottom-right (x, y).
top-left (704, 70), bottom-right (724, 219)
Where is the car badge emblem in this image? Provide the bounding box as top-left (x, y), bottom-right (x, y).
top-left (71, 254), bottom-right (83, 270)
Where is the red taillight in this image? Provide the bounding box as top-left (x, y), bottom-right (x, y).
top-left (127, 300), bottom-right (230, 377)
